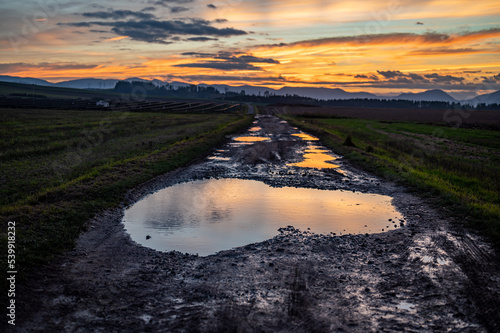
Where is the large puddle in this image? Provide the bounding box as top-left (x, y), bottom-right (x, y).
top-left (122, 178), bottom-right (403, 256)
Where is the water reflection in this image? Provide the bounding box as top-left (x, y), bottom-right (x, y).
top-left (288, 144), bottom-right (341, 169)
top-left (123, 178), bottom-right (402, 255)
top-left (234, 136), bottom-right (271, 142)
top-left (292, 133), bottom-right (319, 141)
top-left (289, 152), bottom-right (340, 169)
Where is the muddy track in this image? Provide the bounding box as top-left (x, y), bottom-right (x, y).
top-left (9, 116), bottom-right (500, 332)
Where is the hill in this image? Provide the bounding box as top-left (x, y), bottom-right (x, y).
top-left (394, 89), bottom-right (456, 103)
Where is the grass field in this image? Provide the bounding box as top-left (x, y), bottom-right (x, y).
top-left (0, 108), bottom-right (253, 289)
top-left (282, 115), bottom-right (500, 247)
top-left (269, 105), bottom-right (500, 125)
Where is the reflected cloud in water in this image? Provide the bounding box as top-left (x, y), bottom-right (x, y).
top-left (123, 178), bottom-right (402, 255)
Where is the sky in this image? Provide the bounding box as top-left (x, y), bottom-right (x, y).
top-left (0, 0), bottom-right (499, 96)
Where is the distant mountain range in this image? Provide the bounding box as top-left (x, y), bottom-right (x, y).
top-left (1, 75), bottom-right (499, 105)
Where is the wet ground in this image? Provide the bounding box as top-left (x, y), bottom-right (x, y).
top-left (13, 115), bottom-right (500, 332)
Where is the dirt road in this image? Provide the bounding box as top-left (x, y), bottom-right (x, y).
top-left (10, 116), bottom-right (500, 332)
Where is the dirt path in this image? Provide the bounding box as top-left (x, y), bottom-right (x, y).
top-left (10, 116), bottom-right (500, 332)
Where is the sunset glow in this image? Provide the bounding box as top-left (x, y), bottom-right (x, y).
top-left (1, 0), bottom-right (499, 95)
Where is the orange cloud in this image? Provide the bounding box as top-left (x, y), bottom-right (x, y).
top-left (258, 28), bottom-right (500, 50)
top-left (104, 36), bottom-right (129, 42)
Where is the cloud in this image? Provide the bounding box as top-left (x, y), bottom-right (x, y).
top-left (175, 52), bottom-right (280, 71)
top-left (376, 70), bottom-right (465, 85)
top-left (408, 47), bottom-right (489, 56)
top-left (377, 70), bottom-right (405, 79)
top-left (174, 62), bottom-right (262, 70)
top-left (261, 28), bottom-right (500, 49)
top-left (60, 18), bottom-right (247, 44)
top-left (182, 52), bottom-right (214, 57)
top-left (424, 73), bottom-right (465, 83)
top-left (151, 0), bottom-right (194, 6)
top-left (482, 74), bottom-right (500, 84)
top-left (214, 18), bottom-right (228, 23)
top-left (170, 7), bottom-right (190, 13)
top-left (183, 51), bottom-right (280, 64)
top-left (207, 4), bottom-right (217, 9)
top-left (266, 32), bottom-right (448, 48)
top-left (82, 10), bottom-right (156, 20)
top-left (186, 37), bottom-right (218, 42)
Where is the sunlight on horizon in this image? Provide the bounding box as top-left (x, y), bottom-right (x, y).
top-left (0, 0), bottom-right (499, 94)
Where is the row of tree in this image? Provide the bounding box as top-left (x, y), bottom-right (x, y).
top-left (113, 81), bottom-right (500, 110)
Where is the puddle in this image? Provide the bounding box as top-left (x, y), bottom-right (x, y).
top-left (289, 151), bottom-right (340, 169)
top-left (248, 127), bottom-right (262, 132)
top-left (289, 144), bottom-right (341, 170)
top-left (122, 178), bottom-right (403, 255)
top-left (289, 134), bottom-right (341, 170)
top-left (305, 146), bottom-right (330, 153)
top-left (292, 133), bottom-right (319, 141)
top-left (234, 136), bottom-right (271, 142)
top-left (208, 156), bottom-right (231, 161)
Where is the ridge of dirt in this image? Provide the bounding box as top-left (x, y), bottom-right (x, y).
top-left (9, 115), bottom-right (500, 332)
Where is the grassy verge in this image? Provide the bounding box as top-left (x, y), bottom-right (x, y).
top-left (282, 115), bottom-right (500, 248)
top-left (0, 109), bottom-right (253, 292)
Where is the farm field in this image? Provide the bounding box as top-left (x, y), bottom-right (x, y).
top-left (280, 114), bottom-right (500, 247)
top-left (10, 113), bottom-right (500, 332)
top-left (266, 105), bottom-right (500, 125)
top-left (0, 108), bottom-right (253, 288)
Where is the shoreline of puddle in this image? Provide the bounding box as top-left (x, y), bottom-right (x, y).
top-left (122, 116), bottom-right (407, 256)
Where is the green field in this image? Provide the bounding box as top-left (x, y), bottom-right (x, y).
top-left (0, 108), bottom-right (252, 287)
top-left (283, 115), bottom-right (500, 247)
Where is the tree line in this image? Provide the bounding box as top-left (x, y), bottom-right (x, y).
top-left (114, 81), bottom-right (500, 110)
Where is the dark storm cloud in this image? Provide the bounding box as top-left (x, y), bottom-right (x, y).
top-left (82, 10), bottom-right (156, 20)
top-left (60, 18), bottom-right (247, 44)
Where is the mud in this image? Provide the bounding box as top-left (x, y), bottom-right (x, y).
top-left (11, 115), bottom-right (500, 332)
